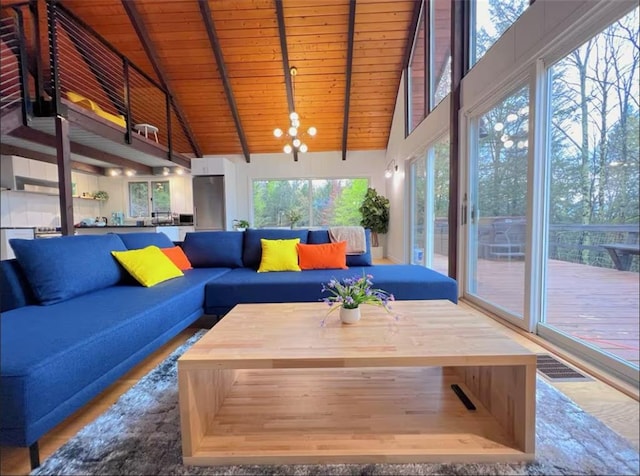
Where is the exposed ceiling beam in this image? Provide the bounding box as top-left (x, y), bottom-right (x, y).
top-left (121, 0), bottom-right (203, 158)
top-left (0, 143), bottom-right (105, 175)
top-left (275, 0), bottom-right (298, 162)
top-left (198, 0), bottom-right (250, 163)
top-left (10, 126), bottom-right (153, 174)
top-left (341, 0), bottom-right (357, 162)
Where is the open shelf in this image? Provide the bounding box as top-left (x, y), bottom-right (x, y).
top-left (183, 367), bottom-right (530, 466)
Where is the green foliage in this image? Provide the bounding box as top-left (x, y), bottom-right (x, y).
top-left (359, 188), bottom-right (390, 246)
top-left (233, 219), bottom-right (250, 229)
top-left (333, 178), bottom-right (368, 225)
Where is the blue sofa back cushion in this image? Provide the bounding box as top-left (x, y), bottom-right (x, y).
top-left (308, 228), bottom-right (372, 266)
top-left (0, 259), bottom-right (36, 312)
top-left (243, 228), bottom-right (309, 269)
top-left (117, 232), bottom-right (174, 250)
top-left (9, 234), bottom-right (127, 305)
top-left (182, 231), bottom-right (244, 268)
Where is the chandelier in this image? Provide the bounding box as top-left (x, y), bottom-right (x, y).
top-left (273, 67), bottom-right (317, 154)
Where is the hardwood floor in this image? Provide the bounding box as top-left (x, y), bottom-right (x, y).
top-left (1, 308), bottom-right (638, 475)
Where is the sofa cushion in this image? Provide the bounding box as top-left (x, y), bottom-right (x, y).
top-left (243, 228), bottom-right (309, 269)
top-left (117, 232), bottom-right (175, 250)
top-left (258, 238), bottom-right (301, 272)
top-left (9, 234), bottom-right (127, 305)
top-left (307, 229), bottom-right (372, 266)
top-left (203, 264), bottom-right (457, 315)
top-left (161, 246), bottom-right (193, 270)
top-left (0, 259), bottom-right (36, 312)
top-left (0, 267), bottom-right (231, 446)
top-left (112, 246), bottom-right (184, 287)
top-left (182, 231), bottom-right (244, 268)
top-left (297, 241), bottom-right (348, 270)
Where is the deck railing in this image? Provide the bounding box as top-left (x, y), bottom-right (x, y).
top-left (429, 219), bottom-right (639, 272)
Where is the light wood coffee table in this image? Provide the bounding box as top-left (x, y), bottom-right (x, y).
top-left (179, 300), bottom-right (536, 465)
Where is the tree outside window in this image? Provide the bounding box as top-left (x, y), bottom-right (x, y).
top-left (253, 178), bottom-right (368, 228)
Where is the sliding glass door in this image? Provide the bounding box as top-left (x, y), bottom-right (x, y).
top-left (409, 135), bottom-right (450, 275)
top-left (467, 85), bottom-right (530, 323)
top-left (539, 8), bottom-right (639, 377)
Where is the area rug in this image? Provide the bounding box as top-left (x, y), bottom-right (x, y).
top-left (32, 330), bottom-right (639, 476)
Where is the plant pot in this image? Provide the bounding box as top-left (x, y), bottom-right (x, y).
top-left (371, 246), bottom-right (383, 260)
top-left (340, 306), bottom-right (361, 324)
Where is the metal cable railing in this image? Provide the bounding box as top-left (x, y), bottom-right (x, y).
top-left (0, 14), bottom-right (23, 114)
top-left (47, 2), bottom-right (196, 157)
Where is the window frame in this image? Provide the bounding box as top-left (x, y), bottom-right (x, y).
top-left (127, 179), bottom-right (171, 219)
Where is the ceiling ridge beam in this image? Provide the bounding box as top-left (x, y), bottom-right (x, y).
top-left (341, 0), bottom-right (356, 161)
top-left (198, 0), bottom-right (250, 164)
top-left (121, 0), bottom-right (202, 158)
top-left (275, 0), bottom-right (298, 162)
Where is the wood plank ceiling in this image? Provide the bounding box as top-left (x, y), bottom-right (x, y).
top-left (57, 0), bottom-right (418, 157)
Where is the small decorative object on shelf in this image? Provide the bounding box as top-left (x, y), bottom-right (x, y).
top-left (321, 273), bottom-right (394, 324)
top-left (233, 219), bottom-right (250, 231)
top-left (93, 190), bottom-right (109, 201)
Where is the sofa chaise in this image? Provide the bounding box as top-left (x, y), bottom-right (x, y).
top-left (0, 228), bottom-right (457, 468)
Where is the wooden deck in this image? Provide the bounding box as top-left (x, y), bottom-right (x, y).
top-left (430, 256), bottom-right (640, 368)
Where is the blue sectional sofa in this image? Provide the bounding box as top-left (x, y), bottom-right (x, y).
top-left (0, 228), bottom-right (457, 467)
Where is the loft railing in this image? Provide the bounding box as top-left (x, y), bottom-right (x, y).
top-left (2, 0), bottom-right (195, 157)
top-left (47, 1), bottom-right (196, 156)
top-left (0, 2), bottom-right (31, 125)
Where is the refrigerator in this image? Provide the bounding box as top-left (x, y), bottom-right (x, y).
top-left (193, 175), bottom-right (226, 230)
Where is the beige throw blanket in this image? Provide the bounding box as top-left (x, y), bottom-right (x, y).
top-left (328, 226), bottom-right (366, 255)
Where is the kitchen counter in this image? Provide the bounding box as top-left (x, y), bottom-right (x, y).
top-left (74, 225), bottom-right (195, 242)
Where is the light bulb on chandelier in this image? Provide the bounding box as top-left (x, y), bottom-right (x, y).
top-left (272, 66), bottom-right (317, 155)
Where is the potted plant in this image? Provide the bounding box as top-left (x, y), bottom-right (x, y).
top-left (359, 187), bottom-right (389, 258)
top-left (93, 190), bottom-right (109, 201)
top-left (233, 219), bottom-right (250, 231)
top-left (286, 209), bottom-right (302, 229)
top-left (321, 273), bottom-right (394, 324)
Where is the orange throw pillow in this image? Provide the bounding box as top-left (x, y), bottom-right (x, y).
top-left (161, 246), bottom-right (193, 271)
top-left (297, 241), bottom-right (348, 270)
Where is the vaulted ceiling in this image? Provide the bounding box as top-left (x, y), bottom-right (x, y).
top-left (58, 0), bottom-right (419, 158)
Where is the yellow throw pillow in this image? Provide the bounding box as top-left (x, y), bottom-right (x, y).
top-left (111, 246), bottom-right (183, 287)
top-left (257, 238), bottom-right (301, 272)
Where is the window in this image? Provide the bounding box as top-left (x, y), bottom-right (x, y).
top-left (252, 178), bottom-right (368, 228)
top-left (430, 0), bottom-right (451, 108)
top-left (471, 0), bottom-right (529, 66)
top-left (543, 7), bottom-right (639, 369)
top-left (407, 0), bottom-right (453, 134)
top-left (408, 4), bottom-right (426, 133)
top-left (128, 180), bottom-right (170, 218)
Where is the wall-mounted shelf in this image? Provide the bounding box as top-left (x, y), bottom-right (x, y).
top-left (1, 190), bottom-right (104, 201)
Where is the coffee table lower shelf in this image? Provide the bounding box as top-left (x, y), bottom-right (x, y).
top-left (180, 367), bottom-right (534, 466)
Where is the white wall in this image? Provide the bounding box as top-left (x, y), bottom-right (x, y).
top-left (0, 155), bottom-right (101, 227)
top-left (383, 0), bottom-right (636, 266)
top-left (202, 150), bottom-right (387, 227)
